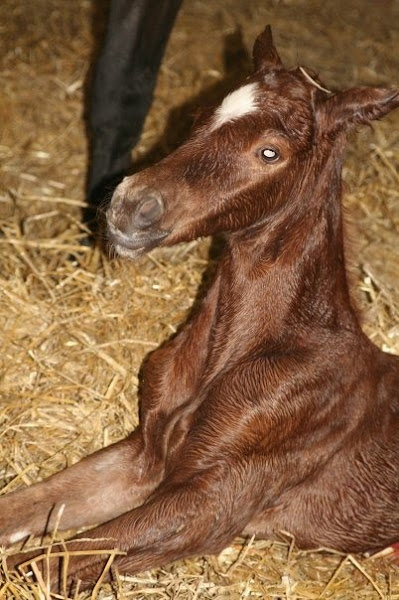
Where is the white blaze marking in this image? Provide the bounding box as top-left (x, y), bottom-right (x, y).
top-left (9, 530), bottom-right (29, 544)
top-left (212, 82), bottom-right (259, 130)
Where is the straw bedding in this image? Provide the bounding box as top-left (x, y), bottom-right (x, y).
top-left (1, 0), bottom-right (399, 597)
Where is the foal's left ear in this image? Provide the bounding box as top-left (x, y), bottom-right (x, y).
top-left (320, 86), bottom-right (399, 134)
top-left (253, 25), bottom-right (284, 73)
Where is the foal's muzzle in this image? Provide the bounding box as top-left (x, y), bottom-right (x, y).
top-left (106, 183), bottom-right (169, 257)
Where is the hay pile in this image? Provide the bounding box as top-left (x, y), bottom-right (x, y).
top-left (1, 0), bottom-right (399, 597)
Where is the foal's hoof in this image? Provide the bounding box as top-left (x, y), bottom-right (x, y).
top-left (390, 542), bottom-right (399, 564)
top-left (6, 543), bottom-right (117, 594)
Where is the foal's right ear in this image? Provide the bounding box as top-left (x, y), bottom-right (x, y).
top-left (320, 86), bottom-right (399, 134)
top-left (253, 25), bottom-right (284, 73)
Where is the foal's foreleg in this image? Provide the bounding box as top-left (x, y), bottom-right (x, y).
top-left (0, 430), bottom-right (159, 546)
top-left (10, 466), bottom-right (255, 590)
top-left (0, 276), bottom-right (220, 548)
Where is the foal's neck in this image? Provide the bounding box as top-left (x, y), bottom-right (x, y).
top-left (217, 157), bottom-right (359, 353)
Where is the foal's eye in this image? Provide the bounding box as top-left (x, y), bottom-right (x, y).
top-left (260, 147), bottom-right (280, 163)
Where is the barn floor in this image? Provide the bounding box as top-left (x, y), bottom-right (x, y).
top-left (1, 0), bottom-right (399, 598)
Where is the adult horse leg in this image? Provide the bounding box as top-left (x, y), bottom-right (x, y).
top-left (87, 0), bottom-right (183, 219)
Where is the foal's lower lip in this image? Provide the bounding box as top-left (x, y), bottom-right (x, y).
top-left (108, 228), bottom-right (169, 259)
top-left (114, 243), bottom-right (146, 260)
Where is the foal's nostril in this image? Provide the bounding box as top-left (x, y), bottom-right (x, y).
top-left (133, 194), bottom-right (164, 229)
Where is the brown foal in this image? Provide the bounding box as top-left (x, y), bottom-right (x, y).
top-left (1, 26), bottom-right (399, 590)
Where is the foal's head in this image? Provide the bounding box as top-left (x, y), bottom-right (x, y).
top-left (106, 26), bottom-right (399, 258)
